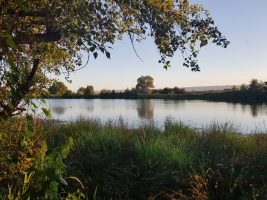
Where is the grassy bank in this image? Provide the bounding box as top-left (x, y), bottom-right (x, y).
top-left (46, 118), bottom-right (267, 200)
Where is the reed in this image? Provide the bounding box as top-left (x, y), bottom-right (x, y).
top-left (46, 118), bottom-right (267, 200)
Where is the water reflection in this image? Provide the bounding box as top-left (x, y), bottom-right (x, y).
top-left (137, 100), bottom-right (154, 119)
top-left (162, 99), bottom-right (186, 109)
top-left (248, 104), bottom-right (267, 117)
top-left (226, 102), bottom-right (267, 118)
top-left (241, 104), bottom-right (246, 113)
top-left (87, 106), bottom-right (94, 112)
top-left (237, 103), bottom-right (265, 117)
top-left (52, 106), bottom-right (66, 115)
top-left (250, 104), bottom-right (258, 117)
top-left (44, 99), bottom-right (267, 132)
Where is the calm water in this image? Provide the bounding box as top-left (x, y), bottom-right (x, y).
top-left (42, 99), bottom-right (267, 133)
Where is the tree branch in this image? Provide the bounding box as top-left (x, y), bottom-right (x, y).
top-left (5, 9), bottom-right (46, 17)
top-left (14, 32), bottom-right (61, 44)
top-left (0, 59), bottom-right (40, 119)
top-left (0, 32), bottom-right (61, 46)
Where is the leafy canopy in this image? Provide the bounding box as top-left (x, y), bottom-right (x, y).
top-left (48, 81), bottom-right (68, 96)
top-left (136, 75), bottom-right (155, 94)
top-left (0, 0), bottom-right (229, 118)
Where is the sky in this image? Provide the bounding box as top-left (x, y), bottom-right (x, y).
top-left (61, 0), bottom-right (267, 91)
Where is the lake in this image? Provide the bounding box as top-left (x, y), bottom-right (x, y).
top-left (42, 99), bottom-right (267, 133)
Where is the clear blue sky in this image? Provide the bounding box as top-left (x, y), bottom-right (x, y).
top-left (62, 0), bottom-right (267, 91)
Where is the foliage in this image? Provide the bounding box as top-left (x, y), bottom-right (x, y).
top-left (47, 118), bottom-right (267, 200)
top-left (42, 78), bottom-right (267, 104)
top-left (249, 79), bottom-right (263, 90)
top-left (77, 87), bottom-right (86, 96)
top-left (63, 90), bottom-right (75, 98)
top-left (240, 84), bottom-right (248, 91)
top-left (84, 85), bottom-right (95, 97)
top-left (191, 78), bottom-right (267, 103)
top-left (0, 0), bottom-right (229, 118)
top-left (136, 75), bottom-right (155, 94)
top-left (77, 85), bottom-right (95, 98)
top-left (48, 81), bottom-right (68, 96)
top-left (0, 118), bottom-right (85, 199)
top-left (153, 86), bottom-right (186, 95)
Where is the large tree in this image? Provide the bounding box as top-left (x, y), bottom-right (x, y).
top-left (77, 85), bottom-right (95, 97)
top-left (84, 85), bottom-right (95, 97)
top-left (48, 81), bottom-right (68, 96)
top-left (77, 87), bottom-right (86, 96)
top-left (136, 75), bottom-right (155, 94)
top-left (0, 0), bottom-right (229, 118)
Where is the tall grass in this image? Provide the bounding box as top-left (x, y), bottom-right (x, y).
top-left (46, 118), bottom-right (267, 200)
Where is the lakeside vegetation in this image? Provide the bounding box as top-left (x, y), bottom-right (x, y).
top-left (1, 117), bottom-right (266, 199)
top-left (45, 78), bottom-right (267, 104)
top-left (1, 0), bottom-right (266, 199)
top-left (48, 118), bottom-right (267, 200)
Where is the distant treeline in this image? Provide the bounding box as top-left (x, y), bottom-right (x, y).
top-left (43, 78), bottom-right (267, 103)
top-left (43, 85), bottom-right (186, 99)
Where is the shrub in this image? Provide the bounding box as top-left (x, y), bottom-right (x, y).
top-left (0, 118), bottom-right (85, 199)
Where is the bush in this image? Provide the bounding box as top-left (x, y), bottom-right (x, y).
top-left (0, 118), bottom-right (85, 199)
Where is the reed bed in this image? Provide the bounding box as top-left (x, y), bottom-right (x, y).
top-left (46, 117), bottom-right (267, 200)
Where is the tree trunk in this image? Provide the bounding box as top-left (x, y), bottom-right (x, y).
top-left (0, 59), bottom-right (39, 119)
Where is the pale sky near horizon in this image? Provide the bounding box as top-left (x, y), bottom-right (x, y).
top-left (61, 0), bottom-right (267, 91)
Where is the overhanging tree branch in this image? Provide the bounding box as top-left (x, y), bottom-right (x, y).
top-left (0, 59), bottom-right (40, 119)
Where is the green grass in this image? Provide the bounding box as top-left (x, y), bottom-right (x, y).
top-left (46, 118), bottom-right (267, 200)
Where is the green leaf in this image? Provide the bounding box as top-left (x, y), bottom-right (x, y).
top-left (49, 181), bottom-right (59, 192)
top-left (24, 128), bottom-right (33, 137)
top-left (61, 137), bottom-right (74, 158)
top-left (41, 108), bottom-right (51, 118)
top-left (60, 177), bottom-right (68, 186)
top-left (31, 101), bottom-right (38, 109)
top-left (93, 186), bottom-right (97, 200)
top-left (67, 176), bottom-right (84, 188)
top-left (40, 98), bottom-right (46, 104)
top-left (7, 58), bottom-right (16, 70)
top-left (5, 34), bottom-right (16, 49)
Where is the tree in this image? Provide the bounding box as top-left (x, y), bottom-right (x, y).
top-left (173, 87), bottom-right (186, 94)
top-left (77, 87), bottom-right (86, 96)
top-left (136, 76), bottom-right (155, 94)
top-left (84, 85), bottom-right (95, 97)
top-left (76, 85), bottom-right (94, 97)
top-left (240, 84), bottom-right (248, 91)
top-left (124, 88), bottom-right (137, 98)
top-left (63, 90), bottom-right (74, 98)
top-left (99, 89), bottom-right (111, 98)
top-left (231, 85), bottom-right (238, 92)
top-left (263, 82), bottom-right (267, 92)
top-left (0, 0), bottom-right (229, 118)
top-left (249, 79), bottom-right (262, 90)
top-left (162, 87), bottom-right (173, 94)
top-left (48, 81), bottom-right (68, 96)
